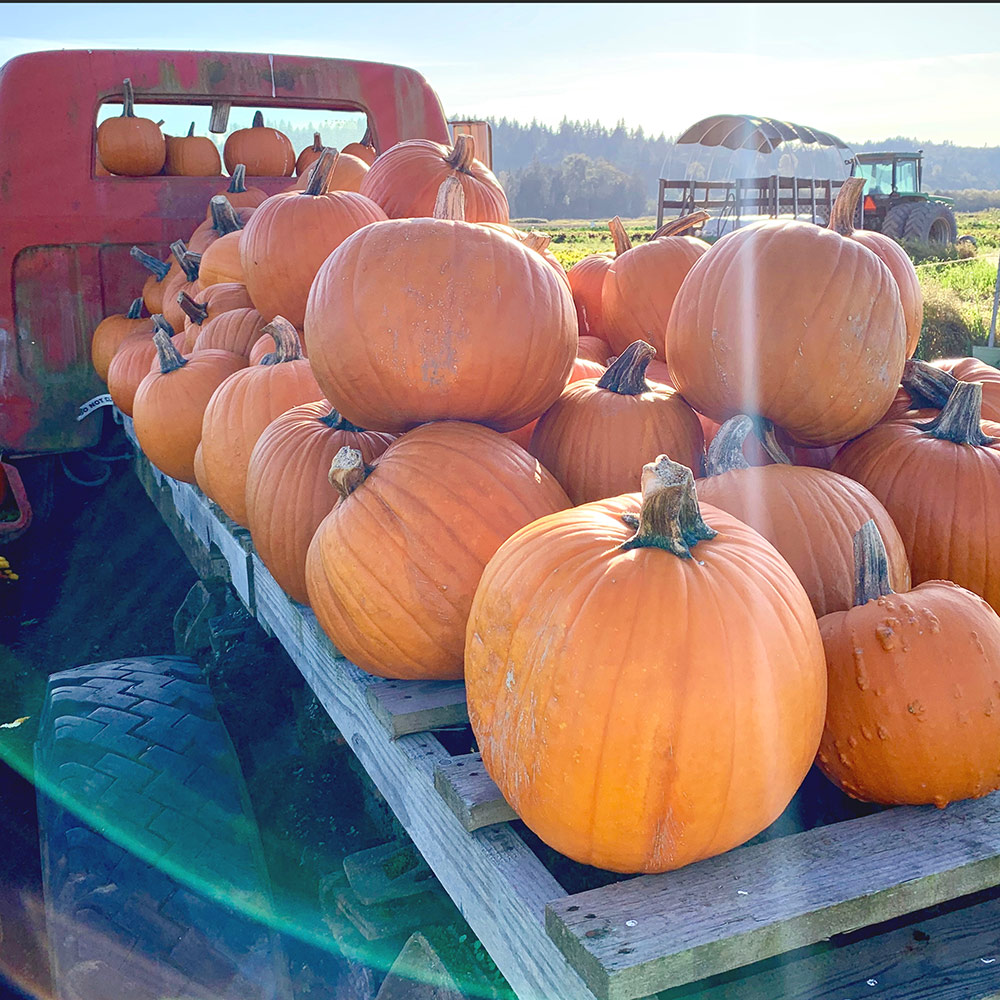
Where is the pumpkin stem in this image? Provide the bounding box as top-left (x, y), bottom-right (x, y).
top-left (259, 317), bottom-right (303, 363)
top-left (652, 211), bottom-right (710, 240)
top-left (705, 415), bottom-right (753, 474)
top-left (608, 216), bottom-right (633, 256)
top-left (209, 195), bottom-right (244, 235)
top-left (433, 177), bottom-right (466, 220)
top-left (126, 297), bottom-right (144, 320)
top-left (152, 326), bottom-right (188, 374)
top-left (755, 417), bottom-right (791, 464)
top-left (328, 446), bottom-right (372, 499)
top-left (597, 341), bottom-right (655, 395)
top-left (853, 519), bottom-right (894, 606)
top-left (829, 177), bottom-right (866, 236)
top-left (620, 455), bottom-right (717, 557)
top-left (902, 358), bottom-right (958, 410)
top-left (522, 231), bottom-right (551, 253)
top-left (170, 240), bottom-right (201, 282)
top-left (318, 407), bottom-right (365, 433)
top-left (131, 247), bottom-right (171, 281)
top-left (252, 110), bottom-right (265, 128)
top-left (227, 164), bottom-right (248, 193)
top-left (151, 314), bottom-right (176, 339)
top-left (186, 121), bottom-right (195, 138)
top-left (361, 124), bottom-right (372, 147)
top-left (917, 381), bottom-right (997, 446)
top-left (311, 131), bottom-right (322, 151)
top-left (445, 134), bottom-right (476, 174)
top-left (178, 291), bottom-right (209, 325)
top-left (120, 78), bottom-right (136, 118)
top-left (303, 148), bottom-right (340, 196)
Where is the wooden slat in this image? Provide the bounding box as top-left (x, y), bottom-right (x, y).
top-left (545, 797), bottom-right (1000, 1000)
top-left (434, 753), bottom-right (517, 832)
top-left (367, 678), bottom-right (469, 738)
top-left (343, 840), bottom-right (436, 904)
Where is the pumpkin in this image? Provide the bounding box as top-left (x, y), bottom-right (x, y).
top-left (305, 421), bottom-right (571, 679)
top-left (832, 381), bottom-right (1000, 612)
top-left (295, 131), bottom-right (324, 176)
top-left (205, 164), bottom-right (267, 220)
top-left (602, 213), bottom-right (710, 359)
top-left (828, 178), bottom-right (923, 357)
top-left (107, 315), bottom-right (177, 417)
top-left (198, 231), bottom-right (244, 288)
top-left (666, 219), bottom-right (907, 446)
top-left (818, 520), bottom-right (1000, 807)
top-left (198, 318), bottom-right (322, 526)
top-left (894, 357), bottom-right (1000, 423)
top-left (529, 341), bottom-right (704, 503)
top-left (193, 307), bottom-right (269, 359)
top-left (187, 196), bottom-right (246, 254)
top-left (695, 415), bottom-right (910, 617)
top-left (96, 78), bottom-right (165, 176)
top-left (465, 454), bottom-right (827, 873)
top-left (305, 178), bottom-right (576, 433)
top-left (247, 329), bottom-right (308, 366)
top-left (133, 329), bottom-right (245, 483)
top-left (164, 122), bottom-right (222, 177)
top-left (240, 149), bottom-right (387, 328)
top-left (342, 127), bottom-right (376, 164)
top-left (178, 283), bottom-right (254, 349)
top-left (577, 335), bottom-right (612, 364)
top-left (131, 247), bottom-right (172, 315)
top-left (566, 217), bottom-right (633, 342)
top-left (223, 111), bottom-right (294, 177)
top-left (360, 134), bottom-right (508, 222)
top-left (160, 241), bottom-right (201, 332)
top-left (246, 402), bottom-right (394, 605)
top-left (92, 298), bottom-right (150, 382)
top-left (290, 149), bottom-right (369, 193)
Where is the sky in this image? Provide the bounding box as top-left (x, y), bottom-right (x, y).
top-left (3, 2), bottom-right (1000, 145)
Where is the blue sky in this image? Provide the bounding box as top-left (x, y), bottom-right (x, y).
top-left (3, 3), bottom-right (999, 144)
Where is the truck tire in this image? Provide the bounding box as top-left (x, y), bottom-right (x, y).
top-left (35, 656), bottom-right (293, 1000)
top-left (903, 202), bottom-right (958, 244)
top-left (879, 204), bottom-right (912, 241)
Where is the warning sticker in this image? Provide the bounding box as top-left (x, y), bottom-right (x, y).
top-left (77, 394), bottom-right (113, 421)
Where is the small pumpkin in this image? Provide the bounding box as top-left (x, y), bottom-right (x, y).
top-left (187, 196), bottom-right (246, 254)
top-left (290, 149), bottom-right (369, 193)
top-left (92, 298), bottom-right (150, 382)
top-left (193, 307), bottom-right (269, 359)
top-left (566, 218), bottom-right (632, 342)
top-left (341, 127), bottom-right (376, 164)
top-left (131, 247), bottom-right (172, 315)
top-left (178, 283), bottom-right (254, 349)
top-left (205, 164), bottom-right (267, 220)
top-left (107, 315), bottom-right (177, 417)
top-left (295, 131), bottom-right (324, 177)
top-left (160, 241), bottom-right (201, 332)
top-left (223, 111), bottom-right (295, 177)
top-left (164, 122), bottom-right (222, 177)
top-left (97, 78), bottom-right (165, 176)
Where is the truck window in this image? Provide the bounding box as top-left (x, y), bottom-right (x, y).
top-left (95, 101), bottom-right (370, 176)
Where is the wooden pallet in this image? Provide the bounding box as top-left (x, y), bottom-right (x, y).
top-left (123, 416), bottom-right (1000, 1000)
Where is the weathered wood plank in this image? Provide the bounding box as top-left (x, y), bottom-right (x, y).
top-left (434, 753), bottom-right (517, 832)
top-left (343, 840), bottom-right (436, 904)
top-left (249, 554), bottom-right (594, 1000)
top-left (367, 678), bottom-right (469, 738)
top-left (546, 798), bottom-right (1000, 1000)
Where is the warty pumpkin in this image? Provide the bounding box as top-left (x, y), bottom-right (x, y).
top-left (246, 402), bottom-right (394, 605)
top-left (223, 111), bottom-right (295, 177)
top-left (164, 122), bottom-right (222, 177)
top-left (97, 78), bottom-right (165, 176)
top-left (92, 298), bottom-right (150, 382)
top-left (818, 520), bottom-right (1000, 807)
top-left (305, 421), bottom-right (571, 679)
top-left (465, 454), bottom-right (827, 873)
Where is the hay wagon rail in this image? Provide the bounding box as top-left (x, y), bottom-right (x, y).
top-left (122, 414), bottom-right (1000, 1000)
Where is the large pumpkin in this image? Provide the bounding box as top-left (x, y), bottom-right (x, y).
top-left (529, 341), bottom-right (704, 503)
top-left (666, 219), bottom-right (907, 446)
top-left (359, 135), bottom-right (508, 222)
top-left (223, 111), bottom-right (294, 177)
top-left (305, 179), bottom-right (576, 433)
top-left (198, 318), bottom-right (322, 526)
top-left (305, 421), bottom-right (571, 680)
top-left (92, 298), bottom-right (150, 382)
top-left (133, 330), bottom-right (245, 483)
top-left (240, 149), bottom-right (387, 328)
top-left (602, 213), bottom-right (710, 359)
top-left (246, 402), bottom-right (394, 605)
top-left (818, 520), bottom-right (1000, 807)
top-left (465, 454), bottom-right (827, 873)
top-left (164, 122), bottom-right (222, 177)
top-left (96, 78), bottom-right (164, 176)
top-left (695, 415), bottom-right (910, 617)
top-left (832, 381), bottom-right (1000, 612)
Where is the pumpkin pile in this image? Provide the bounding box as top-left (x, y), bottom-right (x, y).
top-left (92, 141), bottom-right (1000, 877)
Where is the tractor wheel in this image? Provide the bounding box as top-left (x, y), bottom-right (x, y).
top-left (880, 204), bottom-right (913, 241)
top-left (35, 656), bottom-right (293, 1000)
top-left (903, 202), bottom-right (958, 244)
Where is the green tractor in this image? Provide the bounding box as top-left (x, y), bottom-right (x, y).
top-left (851, 151), bottom-right (958, 244)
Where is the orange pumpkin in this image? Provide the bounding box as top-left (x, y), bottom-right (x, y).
top-left (178, 283), bottom-right (254, 349)
top-left (240, 149), bottom-right (387, 327)
top-left (131, 248), bottom-right (172, 315)
top-left (465, 454), bottom-right (827, 873)
top-left (894, 357), bottom-right (1000, 423)
top-left (223, 111), bottom-right (294, 177)
top-left (666, 219), bottom-right (906, 446)
top-left (198, 318), bottom-right (322, 526)
top-left (829, 178), bottom-right (923, 357)
top-left (566, 217), bottom-right (633, 342)
top-left (96, 78), bottom-right (165, 176)
top-left (295, 131), bottom-right (324, 177)
top-left (246, 402), bottom-right (394, 605)
top-left (360, 135), bottom-right (508, 222)
top-left (107, 315), bottom-right (177, 417)
top-left (305, 178), bottom-right (576, 433)
top-left (305, 421), bottom-right (571, 679)
top-left (164, 122), bottom-right (222, 177)
top-left (602, 213), bottom-right (710, 358)
top-left (205, 164), bottom-right (267, 220)
top-left (290, 150), bottom-right (369, 193)
top-left (192, 307), bottom-right (269, 359)
top-left (247, 329), bottom-right (308, 366)
top-left (695, 415), bottom-right (910, 617)
top-left (818, 520), bottom-right (1000, 807)
top-left (529, 341), bottom-right (704, 503)
top-left (187, 197), bottom-right (247, 254)
top-left (160, 241), bottom-right (202, 332)
top-left (832, 381), bottom-right (1000, 612)
top-left (133, 330), bottom-right (245, 483)
top-left (92, 298), bottom-right (150, 382)
top-left (342, 127), bottom-right (376, 164)
top-left (577, 335), bottom-right (612, 364)
top-left (198, 231), bottom-right (243, 289)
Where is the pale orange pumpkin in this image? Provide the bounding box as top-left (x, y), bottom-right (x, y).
top-left (223, 111), bottom-right (294, 177)
top-left (164, 122), bottom-right (222, 177)
top-left (92, 298), bottom-right (150, 382)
